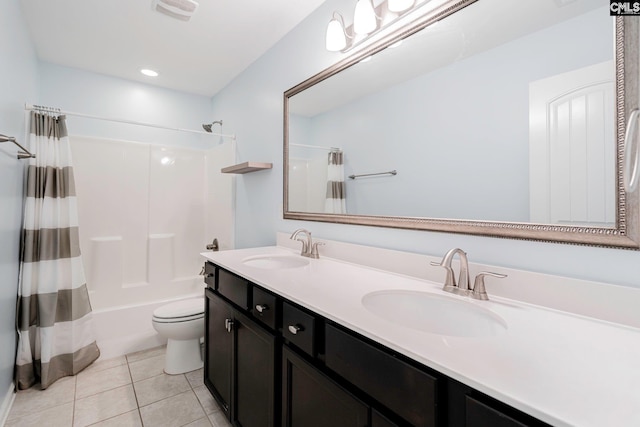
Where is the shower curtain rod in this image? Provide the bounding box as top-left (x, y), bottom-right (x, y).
top-left (24, 104), bottom-right (236, 140)
top-left (0, 134), bottom-right (35, 159)
top-left (290, 143), bottom-right (341, 151)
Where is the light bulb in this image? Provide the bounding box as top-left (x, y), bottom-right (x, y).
top-left (387, 0), bottom-right (415, 12)
top-left (326, 15), bottom-right (347, 51)
top-left (353, 0), bottom-right (377, 35)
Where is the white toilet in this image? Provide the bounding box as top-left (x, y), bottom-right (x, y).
top-left (151, 297), bottom-right (205, 374)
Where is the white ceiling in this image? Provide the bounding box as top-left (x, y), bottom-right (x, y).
top-left (19, 0), bottom-right (327, 97)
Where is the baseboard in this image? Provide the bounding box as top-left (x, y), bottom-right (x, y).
top-left (96, 331), bottom-right (165, 360)
top-left (0, 381), bottom-right (16, 427)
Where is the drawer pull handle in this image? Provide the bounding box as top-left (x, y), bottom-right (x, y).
top-left (288, 324), bottom-right (303, 335)
top-left (225, 318), bottom-right (234, 333)
top-left (255, 304), bottom-right (269, 314)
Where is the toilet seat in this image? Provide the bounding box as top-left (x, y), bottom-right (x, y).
top-left (152, 298), bottom-right (204, 322)
top-left (152, 312), bottom-right (203, 323)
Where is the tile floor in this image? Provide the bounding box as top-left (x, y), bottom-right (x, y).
top-left (5, 346), bottom-right (232, 427)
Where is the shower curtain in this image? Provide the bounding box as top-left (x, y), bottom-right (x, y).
top-left (15, 111), bottom-right (100, 390)
top-left (325, 150), bottom-right (346, 214)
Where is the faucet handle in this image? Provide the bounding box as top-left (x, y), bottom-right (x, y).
top-left (430, 261), bottom-right (457, 293)
top-left (471, 272), bottom-right (507, 301)
top-left (310, 242), bottom-right (325, 259)
top-left (294, 237), bottom-right (309, 254)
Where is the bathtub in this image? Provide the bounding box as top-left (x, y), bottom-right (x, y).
top-left (92, 292), bottom-right (203, 360)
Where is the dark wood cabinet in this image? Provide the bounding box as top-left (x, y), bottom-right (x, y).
top-left (205, 287), bottom-right (277, 427)
top-left (204, 263), bottom-right (549, 427)
top-left (446, 379), bottom-right (549, 427)
top-left (203, 261), bottom-right (216, 288)
top-left (205, 287), bottom-right (233, 414)
top-left (217, 267), bottom-right (251, 310)
top-left (465, 396), bottom-right (528, 427)
top-left (371, 410), bottom-right (399, 427)
top-left (282, 345), bottom-right (368, 427)
top-left (251, 286), bottom-right (278, 330)
top-left (325, 323), bottom-right (438, 427)
top-left (282, 302), bottom-right (317, 357)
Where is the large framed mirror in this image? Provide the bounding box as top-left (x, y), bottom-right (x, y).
top-left (284, 0), bottom-right (640, 249)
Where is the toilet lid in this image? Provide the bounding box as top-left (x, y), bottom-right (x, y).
top-left (153, 298), bottom-right (204, 319)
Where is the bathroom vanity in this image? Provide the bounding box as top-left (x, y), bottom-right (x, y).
top-left (201, 240), bottom-right (640, 427)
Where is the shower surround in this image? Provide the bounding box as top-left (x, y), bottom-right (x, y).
top-left (70, 135), bottom-right (234, 358)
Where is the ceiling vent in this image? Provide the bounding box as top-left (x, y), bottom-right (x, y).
top-left (152, 0), bottom-right (199, 21)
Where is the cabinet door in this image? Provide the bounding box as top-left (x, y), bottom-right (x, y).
top-left (325, 324), bottom-right (438, 427)
top-left (234, 311), bottom-right (276, 427)
top-left (205, 289), bottom-right (234, 416)
top-left (282, 345), bottom-right (368, 427)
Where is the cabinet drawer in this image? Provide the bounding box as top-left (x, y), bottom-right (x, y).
top-left (325, 323), bottom-right (438, 427)
top-left (282, 302), bottom-right (316, 356)
top-left (217, 268), bottom-right (250, 309)
top-left (372, 409), bottom-right (399, 427)
top-left (465, 396), bottom-right (527, 427)
top-left (252, 286), bottom-right (278, 330)
top-left (204, 262), bottom-right (216, 288)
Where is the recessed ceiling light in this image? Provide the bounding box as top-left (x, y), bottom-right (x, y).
top-left (140, 68), bottom-right (159, 77)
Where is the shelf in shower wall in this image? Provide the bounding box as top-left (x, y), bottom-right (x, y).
top-left (221, 162), bottom-right (273, 174)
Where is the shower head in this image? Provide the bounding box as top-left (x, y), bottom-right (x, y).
top-left (202, 120), bottom-right (223, 133)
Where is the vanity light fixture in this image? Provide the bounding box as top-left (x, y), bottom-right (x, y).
top-left (326, 12), bottom-right (350, 52)
top-left (387, 0), bottom-right (415, 12)
top-left (353, 0), bottom-right (378, 35)
top-left (325, 0), bottom-right (428, 52)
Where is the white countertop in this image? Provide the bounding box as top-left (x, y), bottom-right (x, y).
top-left (202, 245), bottom-right (640, 427)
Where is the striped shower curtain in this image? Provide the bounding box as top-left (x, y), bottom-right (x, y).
top-left (15, 111), bottom-right (99, 390)
top-left (325, 150), bottom-right (346, 214)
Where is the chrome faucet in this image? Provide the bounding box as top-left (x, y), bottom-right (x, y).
top-left (290, 229), bottom-right (323, 259)
top-left (431, 248), bottom-right (507, 300)
top-left (430, 248), bottom-right (471, 296)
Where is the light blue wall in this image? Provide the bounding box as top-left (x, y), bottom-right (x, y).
top-left (0, 5), bottom-right (215, 397)
top-left (212, 0), bottom-right (640, 290)
top-left (0, 0), bottom-right (39, 396)
top-left (39, 63), bottom-right (214, 149)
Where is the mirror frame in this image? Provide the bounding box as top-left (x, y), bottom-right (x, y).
top-left (284, 0), bottom-right (640, 249)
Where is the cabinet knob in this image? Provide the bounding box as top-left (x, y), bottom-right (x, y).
top-left (255, 304), bottom-right (269, 314)
top-left (288, 324), bottom-right (303, 335)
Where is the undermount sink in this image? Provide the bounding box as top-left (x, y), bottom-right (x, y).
top-left (241, 254), bottom-right (310, 270)
top-left (362, 290), bottom-right (507, 337)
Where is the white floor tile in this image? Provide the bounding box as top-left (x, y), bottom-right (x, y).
top-left (76, 364), bottom-right (132, 399)
top-left (5, 402), bottom-right (73, 427)
top-left (73, 384), bottom-right (138, 427)
top-left (185, 368), bottom-right (204, 388)
top-left (8, 376), bottom-right (76, 420)
top-left (133, 373), bottom-right (191, 407)
top-left (193, 385), bottom-right (220, 415)
top-left (128, 354), bottom-right (166, 382)
top-left (87, 409), bottom-right (142, 427)
top-left (139, 390), bottom-right (206, 427)
top-left (5, 346), bottom-right (232, 427)
top-left (183, 417), bottom-right (213, 427)
top-left (79, 355), bottom-right (127, 375)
